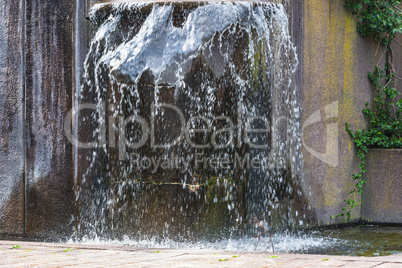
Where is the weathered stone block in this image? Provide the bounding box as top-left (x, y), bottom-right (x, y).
top-left (362, 149), bottom-right (402, 224)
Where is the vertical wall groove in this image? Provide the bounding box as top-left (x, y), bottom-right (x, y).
top-left (21, 0), bottom-right (27, 238)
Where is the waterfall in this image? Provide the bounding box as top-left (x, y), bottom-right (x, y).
top-left (75, 1), bottom-right (303, 242)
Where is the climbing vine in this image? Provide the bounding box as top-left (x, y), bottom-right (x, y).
top-left (335, 0), bottom-right (402, 221)
top-left (345, 0), bottom-right (402, 45)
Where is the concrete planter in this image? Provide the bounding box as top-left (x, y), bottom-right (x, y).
top-left (362, 149), bottom-right (402, 224)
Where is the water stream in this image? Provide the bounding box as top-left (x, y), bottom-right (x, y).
top-left (65, 1), bottom-right (402, 257)
top-left (75, 1), bottom-right (303, 243)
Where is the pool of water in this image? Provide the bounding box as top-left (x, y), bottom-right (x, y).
top-left (70, 226), bottom-right (402, 257)
top-left (308, 226), bottom-right (402, 257)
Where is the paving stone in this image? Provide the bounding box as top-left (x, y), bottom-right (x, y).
top-left (0, 241), bottom-right (401, 267)
top-left (340, 261), bottom-right (385, 268)
top-left (271, 258), bottom-right (323, 267)
top-left (300, 260), bottom-right (350, 267)
top-left (373, 263), bottom-right (402, 268)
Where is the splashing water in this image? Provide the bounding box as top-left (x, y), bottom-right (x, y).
top-left (74, 1), bottom-right (306, 243)
top-left (69, 226), bottom-right (402, 256)
top-left (71, 232), bottom-right (338, 254)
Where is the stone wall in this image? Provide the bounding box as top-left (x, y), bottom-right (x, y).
top-left (24, 0), bottom-right (75, 239)
top-left (0, 0), bottom-right (25, 237)
top-left (0, 0), bottom-right (75, 238)
top-left (362, 149), bottom-right (402, 224)
top-left (301, 0), bottom-right (401, 225)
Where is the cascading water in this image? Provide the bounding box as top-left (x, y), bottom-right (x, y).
top-left (74, 1), bottom-right (307, 244)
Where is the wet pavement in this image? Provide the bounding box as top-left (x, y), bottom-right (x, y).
top-left (0, 240), bottom-right (401, 267)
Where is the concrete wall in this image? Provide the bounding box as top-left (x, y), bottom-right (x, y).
top-left (301, 0), bottom-right (401, 225)
top-left (0, 0), bottom-right (25, 237)
top-left (24, 0), bottom-right (75, 239)
top-left (0, 0), bottom-right (75, 238)
top-left (362, 149), bottom-right (402, 223)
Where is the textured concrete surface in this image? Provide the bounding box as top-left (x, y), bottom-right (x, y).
top-left (0, 240), bottom-right (401, 268)
top-left (0, 0), bottom-right (75, 238)
top-left (362, 149), bottom-right (402, 224)
top-left (0, 0), bottom-right (25, 237)
top-left (23, 0), bottom-right (75, 239)
top-left (301, 0), bottom-right (402, 225)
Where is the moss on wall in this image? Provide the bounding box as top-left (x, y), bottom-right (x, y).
top-left (301, 0), bottom-right (387, 224)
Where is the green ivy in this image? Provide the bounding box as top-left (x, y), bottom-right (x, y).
top-left (335, 0), bottom-right (402, 221)
top-left (344, 0), bottom-right (402, 45)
